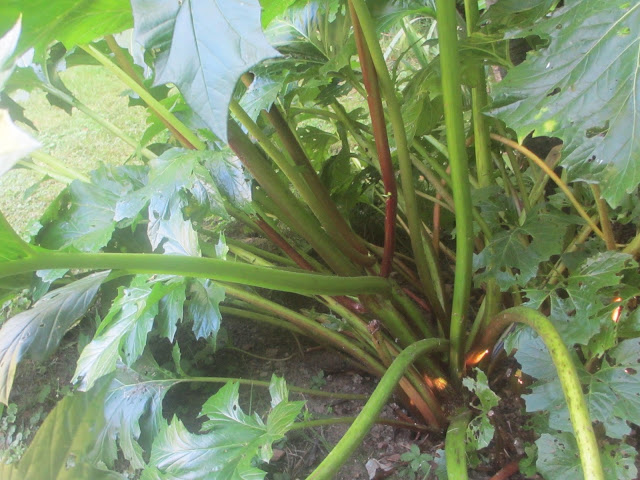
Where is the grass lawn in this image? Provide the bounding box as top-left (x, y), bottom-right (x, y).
top-left (0, 65), bottom-right (148, 233)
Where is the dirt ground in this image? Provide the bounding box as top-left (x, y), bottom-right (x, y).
top-left (6, 306), bottom-right (537, 480)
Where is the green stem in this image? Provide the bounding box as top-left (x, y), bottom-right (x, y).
top-left (81, 44), bottom-right (206, 151)
top-left (17, 159), bottom-right (77, 185)
top-left (289, 416), bottom-right (433, 433)
top-left (445, 410), bottom-right (471, 480)
top-left (228, 122), bottom-right (358, 275)
top-left (0, 250), bottom-right (390, 296)
top-left (623, 231), bottom-right (640, 257)
top-left (349, 0), bottom-right (447, 326)
top-left (229, 101), bottom-right (371, 266)
top-left (222, 284), bottom-right (387, 378)
top-left (590, 184), bottom-right (616, 250)
top-left (306, 338), bottom-right (447, 480)
top-left (262, 105), bottom-right (371, 259)
top-left (435, 0), bottom-right (475, 379)
top-left (469, 307), bottom-right (604, 480)
top-left (38, 83), bottom-right (156, 161)
top-left (490, 134), bottom-right (605, 240)
top-left (145, 376), bottom-right (368, 401)
top-left (30, 151), bottom-right (90, 183)
top-left (219, 306), bottom-right (305, 336)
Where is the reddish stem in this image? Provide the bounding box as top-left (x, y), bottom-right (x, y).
top-left (350, 3), bottom-right (397, 278)
top-left (489, 461), bottom-right (520, 480)
top-left (255, 217), bottom-right (366, 314)
top-left (402, 288), bottom-right (431, 313)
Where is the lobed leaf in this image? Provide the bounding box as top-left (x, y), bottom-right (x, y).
top-left (91, 354), bottom-right (176, 469)
top-left (73, 275), bottom-right (177, 391)
top-left (490, 0), bottom-right (640, 207)
top-left (145, 377), bottom-right (303, 479)
top-left (131, 0), bottom-right (280, 142)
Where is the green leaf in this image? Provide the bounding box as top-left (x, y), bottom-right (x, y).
top-left (38, 164), bottom-right (145, 252)
top-left (490, 0), bottom-right (640, 207)
top-left (259, 0), bottom-right (297, 28)
top-left (474, 208), bottom-right (570, 290)
top-left (131, 0), bottom-right (279, 142)
top-left (92, 354), bottom-right (175, 469)
top-left (73, 275), bottom-right (175, 391)
top-left (0, 271), bottom-right (109, 405)
top-left (463, 369), bottom-right (499, 450)
top-left (157, 278), bottom-right (187, 342)
top-left (482, 0), bottom-right (559, 29)
top-left (187, 279), bottom-right (225, 341)
top-left (0, 0), bottom-right (132, 61)
top-left (536, 432), bottom-right (637, 480)
top-left (146, 377), bottom-right (303, 479)
top-left (588, 338), bottom-right (640, 438)
top-left (12, 382), bottom-right (123, 479)
top-left (205, 151), bottom-right (253, 213)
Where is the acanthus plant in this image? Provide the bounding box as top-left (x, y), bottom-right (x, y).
top-left (0, 0), bottom-right (638, 478)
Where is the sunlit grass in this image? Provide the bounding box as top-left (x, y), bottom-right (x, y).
top-left (0, 65), bottom-right (148, 233)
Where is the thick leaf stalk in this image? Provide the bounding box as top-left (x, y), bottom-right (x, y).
top-left (349, 3), bottom-right (397, 277)
top-left (0, 250), bottom-right (390, 296)
top-left (445, 409), bottom-right (472, 480)
top-left (435, 0), bottom-right (475, 379)
top-left (348, 0), bottom-right (447, 325)
top-left (306, 338), bottom-right (448, 480)
top-left (468, 307), bottom-right (604, 480)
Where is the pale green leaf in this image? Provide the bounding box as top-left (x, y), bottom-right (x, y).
top-left (92, 355), bottom-right (175, 469)
top-left (0, 271), bottom-right (109, 404)
top-left (0, 18), bottom-right (21, 90)
top-left (490, 0), bottom-right (640, 207)
top-left (73, 275), bottom-right (173, 391)
top-left (132, 0), bottom-right (279, 142)
top-left (38, 165), bottom-right (145, 252)
top-left (0, 210), bottom-right (34, 262)
top-left (188, 279), bottom-right (225, 341)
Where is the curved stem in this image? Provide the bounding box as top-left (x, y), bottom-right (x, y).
top-left (0, 250), bottom-right (390, 296)
top-left (306, 338), bottom-right (448, 480)
top-left (445, 409), bottom-right (471, 480)
top-left (435, 0), bottom-right (475, 379)
top-left (590, 184), bottom-right (616, 250)
top-left (490, 134), bottom-right (605, 240)
top-left (468, 307), bottom-right (604, 480)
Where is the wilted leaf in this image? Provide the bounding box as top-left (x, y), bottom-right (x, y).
top-left (463, 369), bottom-right (499, 450)
top-left (0, 271), bottom-right (109, 404)
top-left (132, 0), bottom-right (279, 142)
top-left (490, 0), bottom-right (640, 207)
